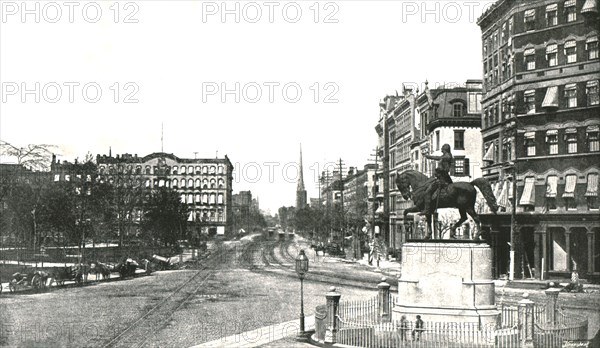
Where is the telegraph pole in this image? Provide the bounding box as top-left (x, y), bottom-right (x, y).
top-left (338, 159), bottom-right (345, 250)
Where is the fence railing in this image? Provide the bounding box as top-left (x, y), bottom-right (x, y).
top-left (313, 281), bottom-right (588, 348)
top-left (533, 309), bottom-right (588, 348)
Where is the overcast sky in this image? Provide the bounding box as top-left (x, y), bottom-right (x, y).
top-left (1, 0), bottom-right (496, 214)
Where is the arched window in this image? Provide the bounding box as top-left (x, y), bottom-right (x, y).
top-left (218, 166), bottom-right (224, 174)
top-left (202, 193), bottom-right (209, 204)
top-left (195, 193), bottom-right (201, 203)
top-left (188, 166), bottom-right (194, 174)
top-left (203, 166), bottom-right (208, 174)
top-left (145, 165), bottom-right (151, 175)
top-left (158, 179), bottom-right (165, 187)
top-left (210, 166), bottom-right (216, 174)
top-left (195, 166), bottom-right (201, 174)
top-left (145, 179), bottom-right (150, 187)
top-left (218, 179), bottom-right (225, 188)
top-left (188, 179), bottom-right (194, 187)
top-left (195, 179), bottom-right (201, 188)
top-left (210, 193), bottom-right (216, 204)
top-left (172, 178), bottom-right (178, 188)
top-left (217, 193), bottom-right (224, 204)
top-left (180, 166), bottom-right (186, 174)
top-left (180, 179), bottom-right (186, 188)
top-left (203, 179), bottom-right (208, 189)
top-left (188, 194), bottom-right (194, 204)
top-left (99, 166), bottom-right (105, 174)
top-left (180, 194), bottom-right (186, 203)
top-left (210, 179), bottom-right (216, 188)
top-left (172, 166), bottom-right (178, 174)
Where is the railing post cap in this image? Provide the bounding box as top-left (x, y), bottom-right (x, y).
top-left (519, 292), bottom-right (534, 305)
top-left (377, 278), bottom-right (390, 288)
top-left (326, 287), bottom-right (340, 297)
top-left (544, 288), bottom-right (561, 296)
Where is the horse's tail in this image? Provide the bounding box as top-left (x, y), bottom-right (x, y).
top-left (471, 178), bottom-right (498, 214)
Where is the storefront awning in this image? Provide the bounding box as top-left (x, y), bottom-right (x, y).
top-left (585, 173), bottom-right (598, 197)
top-left (519, 177), bottom-right (536, 206)
top-left (542, 86), bottom-right (559, 108)
top-left (562, 175), bottom-right (577, 198)
top-left (546, 176), bottom-right (558, 197)
top-left (582, 0), bottom-right (598, 13)
top-left (483, 143), bottom-right (495, 162)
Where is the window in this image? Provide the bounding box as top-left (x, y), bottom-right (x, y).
top-left (180, 179), bottom-right (186, 188)
top-left (587, 80), bottom-right (599, 106)
top-left (587, 125), bottom-right (599, 152)
top-left (565, 128), bottom-right (578, 153)
top-left (188, 179), bottom-right (193, 187)
top-left (564, 0), bottom-right (577, 22)
top-left (172, 166), bottom-right (178, 174)
top-left (389, 196), bottom-right (396, 212)
top-left (546, 44), bottom-right (558, 66)
top-left (172, 178), bottom-right (178, 188)
top-left (454, 158), bottom-right (464, 175)
top-left (454, 130), bottom-right (465, 150)
top-left (390, 131), bottom-right (396, 144)
top-left (546, 130), bottom-right (559, 154)
top-left (210, 166), bottom-right (216, 174)
top-left (524, 48), bottom-right (536, 70)
top-left (501, 23), bottom-right (507, 44)
top-left (546, 4), bottom-right (558, 26)
top-left (203, 166), bottom-right (208, 174)
top-left (188, 194), bottom-right (194, 205)
top-left (195, 179), bottom-right (201, 188)
top-left (389, 151), bottom-right (395, 167)
top-left (210, 179), bottom-right (216, 188)
top-left (564, 84), bottom-right (577, 107)
top-left (524, 90), bottom-right (536, 114)
top-left (135, 166), bottom-right (141, 174)
top-left (202, 193), bottom-right (208, 204)
top-left (563, 174), bottom-right (578, 210)
top-left (180, 166), bottom-right (186, 174)
top-left (217, 193), bottom-right (224, 204)
top-left (587, 36), bottom-right (599, 60)
top-left (585, 173), bottom-right (599, 209)
top-left (565, 40), bottom-right (577, 63)
top-left (453, 103), bottom-right (463, 117)
top-left (435, 131), bottom-right (440, 151)
top-left (195, 193), bottom-right (201, 203)
top-left (210, 193), bottom-right (216, 204)
top-left (218, 166), bottom-right (224, 174)
top-left (145, 166), bottom-right (151, 175)
top-left (524, 9), bottom-right (536, 30)
top-left (180, 194), bottom-right (186, 204)
top-left (546, 175), bottom-right (558, 210)
top-left (502, 138), bottom-right (512, 161)
top-left (525, 131), bottom-right (536, 156)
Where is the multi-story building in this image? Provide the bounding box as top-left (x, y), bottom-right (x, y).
top-left (95, 152), bottom-right (234, 237)
top-left (477, 0), bottom-right (599, 280)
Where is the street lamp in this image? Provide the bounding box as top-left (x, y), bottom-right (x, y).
top-left (295, 249), bottom-right (309, 341)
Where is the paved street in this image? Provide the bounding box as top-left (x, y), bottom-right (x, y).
top-left (1, 234), bottom-right (599, 347)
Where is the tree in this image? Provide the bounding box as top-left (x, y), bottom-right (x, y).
top-left (0, 140), bottom-right (56, 171)
top-left (141, 187), bottom-right (189, 246)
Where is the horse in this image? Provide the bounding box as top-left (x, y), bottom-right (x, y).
top-left (395, 170), bottom-right (498, 240)
top-left (88, 261), bottom-right (112, 280)
top-left (49, 266), bottom-right (84, 286)
top-left (115, 258), bottom-right (139, 279)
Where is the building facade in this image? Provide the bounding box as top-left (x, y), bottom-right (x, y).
top-left (478, 0), bottom-right (599, 279)
top-left (95, 152), bottom-right (234, 237)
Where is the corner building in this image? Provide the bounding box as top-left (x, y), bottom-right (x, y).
top-left (477, 0), bottom-right (599, 280)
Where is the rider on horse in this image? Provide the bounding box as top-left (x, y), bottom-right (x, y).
top-left (423, 144), bottom-right (453, 215)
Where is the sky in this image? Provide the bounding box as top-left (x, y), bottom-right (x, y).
top-left (0, 0), bottom-right (497, 214)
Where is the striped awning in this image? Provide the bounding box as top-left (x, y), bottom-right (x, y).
top-left (542, 86), bottom-right (559, 108)
top-left (565, 41), bottom-right (577, 49)
top-left (564, 0), bottom-right (576, 6)
top-left (524, 48), bottom-right (536, 55)
top-left (546, 129), bottom-right (558, 141)
top-left (498, 181), bottom-right (510, 207)
top-left (582, 0), bottom-right (598, 13)
top-left (483, 143), bottom-right (495, 162)
top-left (562, 175), bottom-right (577, 198)
top-left (585, 173), bottom-right (598, 197)
top-left (587, 80), bottom-right (599, 87)
top-left (519, 177), bottom-right (536, 206)
top-left (524, 9), bottom-right (536, 18)
top-left (546, 176), bottom-right (558, 197)
top-left (587, 125), bottom-right (599, 132)
top-left (565, 128), bottom-right (577, 134)
top-left (546, 44), bottom-right (558, 54)
top-left (546, 3), bottom-right (558, 11)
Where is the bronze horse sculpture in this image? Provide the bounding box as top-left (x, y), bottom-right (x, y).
top-left (395, 170), bottom-right (498, 240)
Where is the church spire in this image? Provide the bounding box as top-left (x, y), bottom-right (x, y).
top-left (296, 144), bottom-right (307, 209)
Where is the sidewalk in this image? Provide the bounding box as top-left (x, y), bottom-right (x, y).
top-left (189, 316), bottom-right (316, 348)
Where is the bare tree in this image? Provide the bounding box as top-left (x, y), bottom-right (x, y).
top-left (0, 140), bottom-right (56, 171)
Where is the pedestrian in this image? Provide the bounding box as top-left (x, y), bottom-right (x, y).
top-left (399, 315), bottom-right (408, 341)
top-left (412, 315), bottom-right (424, 341)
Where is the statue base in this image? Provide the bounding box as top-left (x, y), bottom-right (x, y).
top-left (392, 241), bottom-right (499, 326)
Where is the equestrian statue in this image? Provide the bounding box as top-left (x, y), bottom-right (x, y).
top-left (395, 144), bottom-right (498, 240)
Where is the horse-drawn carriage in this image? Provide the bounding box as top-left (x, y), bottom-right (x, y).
top-left (9, 270), bottom-right (49, 292)
top-left (49, 265), bottom-right (86, 286)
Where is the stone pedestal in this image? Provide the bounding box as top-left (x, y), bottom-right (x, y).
top-left (393, 241), bottom-right (500, 326)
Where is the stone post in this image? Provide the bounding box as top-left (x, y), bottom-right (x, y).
top-left (544, 288), bottom-right (561, 325)
top-left (324, 286), bottom-right (341, 345)
top-left (517, 293), bottom-right (535, 343)
top-left (378, 277), bottom-right (391, 322)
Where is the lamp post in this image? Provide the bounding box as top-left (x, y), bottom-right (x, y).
top-left (295, 249), bottom-right (309, 341)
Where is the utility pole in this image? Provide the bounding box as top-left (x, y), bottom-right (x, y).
top-left (338, 159), bottom-right (345, 251)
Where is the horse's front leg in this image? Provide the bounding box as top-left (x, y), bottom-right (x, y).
top-left (403, 206), bottom-right (421, 239)
top-left (425, 214), bottom-right (433, 240)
